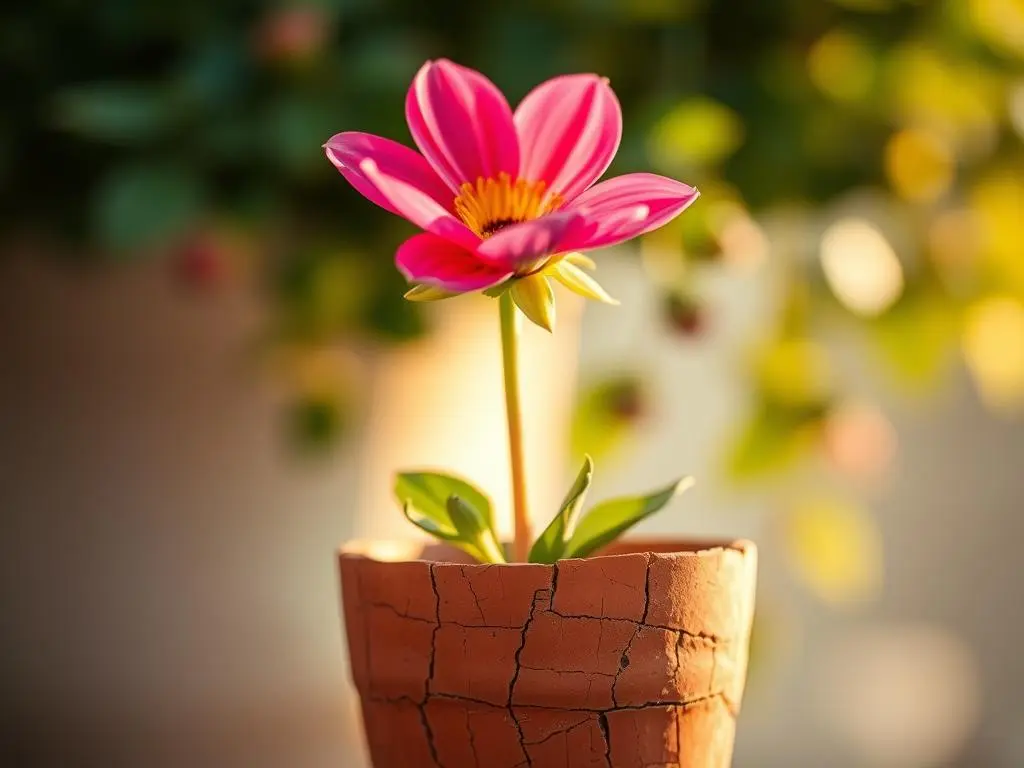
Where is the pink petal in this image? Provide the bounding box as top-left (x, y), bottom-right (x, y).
top-left (514, 74), bottom-right (622, 203)
top-left (359, 158), bottom-right (480, 251)
top-left (396, 233), bottom-right (512, 292)
top-left (406, 59), bottom-right (520, 192)
top-left (475, 211), bottom-right (584, 271)
top-left (562, 173), bottom-right (699, 250)
top-left (324, 131), bottom-right (453, 216)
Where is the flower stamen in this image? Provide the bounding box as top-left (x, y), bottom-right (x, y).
top-left (454, 172), bottom-right (562, 239)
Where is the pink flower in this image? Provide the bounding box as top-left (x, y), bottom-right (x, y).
top-left (324, 59), bottom-right (698, 329)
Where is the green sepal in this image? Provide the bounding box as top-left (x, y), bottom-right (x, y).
top-left (404, 284), bottom-right (457, 302)
top-left (510, 274), bottom-right (556, 332)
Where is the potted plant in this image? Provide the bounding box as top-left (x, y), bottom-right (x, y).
top-left (326, 60), bottom-right (757, 767)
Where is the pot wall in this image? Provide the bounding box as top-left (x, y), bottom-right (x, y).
top-left (338, 539), bottom-right (757, 767)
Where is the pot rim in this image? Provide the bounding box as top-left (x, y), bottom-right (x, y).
top-left (338, 536), bottom-right (755, 565)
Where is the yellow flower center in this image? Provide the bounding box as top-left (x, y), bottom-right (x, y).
top-left (453, 172), bottom-right (563, 239)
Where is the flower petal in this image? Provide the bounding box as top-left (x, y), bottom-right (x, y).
top-left (406, 59), bottom-right (520, 192)
top-left (511, 274), bottom-right (556, 332)
top-left (514, 74), bottom-right (622, 203)
top-left (550, 260), bottom-right (619, 305)
top-left (396, 233), bottom-right (511, 293)
top-left (475, 211), bottom-right (585, 271)
top-left (564, 173), bottom-right (699, 250)
top-left (360, 158), bottom-right (480, 250)
top-left (324, 131), bottom-right (453, 216)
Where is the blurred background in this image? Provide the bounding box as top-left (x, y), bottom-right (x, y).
top-left (1, 0), bottom-right (1022, 766)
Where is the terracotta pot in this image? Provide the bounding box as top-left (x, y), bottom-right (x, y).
top-left (338, 538), bottom-right (758, 767)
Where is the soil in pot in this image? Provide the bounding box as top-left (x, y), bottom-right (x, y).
top-left (338, 538), bottom-right (757, 767)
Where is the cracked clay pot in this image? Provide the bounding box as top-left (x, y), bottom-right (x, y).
top-left (338, 538), bottom-right (757, 767)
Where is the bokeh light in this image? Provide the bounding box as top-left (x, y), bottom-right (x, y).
top-left (816, 622), bottom-right (981, 767)
top-left (782, 496), bottom-right (884, 604)
top-left (822, 399), bottom-right (898, 481)
top-left (647, 97), bottom-right (744, 170)
top-left (820, 217), bottom-right (905, 317)
top-left (969, 0), bottom-right (1024, 59)
top-left (970, 172), bottom-right (1024, 294)
top-left (884, 128), bottom-right (955, 202)
top-left (1010, 80), bottom-right (1024, 138)
top-left (808, 29), bottom-right (876, 104)
top-left (962, 295), bottom-right (1024, 413)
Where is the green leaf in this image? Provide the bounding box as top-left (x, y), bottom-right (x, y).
top-left (563, 477), bottom-right (695, 559)
top-left (394, 471), bottom-right (496, 535)
top-left (402, 500), bottom-right (452, 536)
top-left (400, 494), bottom-right (505, 564)
top-left (529, 455), bottom-right (594, 563)
top-left (53, 84), bottom-right (173, 144)
top-left (510, 274), bottom-right (555, 332)
top-left (446, 496), bottom-right (506, 563)
top-left (92, 164), bottom-right (204, 252)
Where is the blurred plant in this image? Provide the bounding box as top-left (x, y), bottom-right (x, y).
top-left (1, 0), bottom-right (1020, 596)
top-left (563, 0), bottom-right (1022, 607)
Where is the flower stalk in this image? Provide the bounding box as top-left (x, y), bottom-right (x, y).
top-left (499, 291), bottom-right (532, 561)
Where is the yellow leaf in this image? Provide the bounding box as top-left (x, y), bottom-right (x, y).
top-left (510, 274), bottom-right (555, 332)
top-left (783, 497), bottom-right (883, 604)
top-left (550, 260), bottom-right (620, 305)
top-left (563, 252), bottom-right (596, 271)
top-left (403, 284), bottom-right (457, 302)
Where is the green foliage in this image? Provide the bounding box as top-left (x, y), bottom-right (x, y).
top-left (570, 374), bottom-right (646, 463)
top-left (53, 84), bottom-right (176, 144)
top-left (724, 402), bottom-right (827, 482)
top-left (561, 476), bottom-right (695, 560)
top-left (93, 164), bottom-right (204, 252)
top-left (4, 0), bottom-right (1021, 459)
top-left (528, 456), bottom-right (594, 563)
top-left (867, 285), bottom-right (959, 390)
top-left (395, 471), bottom-right (496, 532)
top-left (396, 460), bottom-right (692, 564)
top-left (396, 471), bottom-right (505, 563)
top-left (288, 393), bottom-right (348, 454)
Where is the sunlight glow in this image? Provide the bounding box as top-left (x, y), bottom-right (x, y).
top-left (962, 296), bottom-right (1024, 413)
top-left (820, 218), bottom-right (904, 317)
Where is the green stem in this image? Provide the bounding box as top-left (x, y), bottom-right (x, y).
top-left (499, 291), bottom-right (532, 562)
